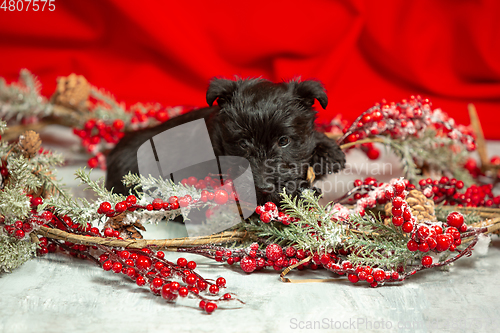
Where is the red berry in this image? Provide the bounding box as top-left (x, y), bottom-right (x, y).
top-left (151, 277), bottom-right (163, 288)
top-left (31, 197), bottom-right (43, 207)
top-left (432, 225), bottom-right (443, 234)
top-left (110, 261), bottom-right (122, 273)
top-left (185, 274), bottom-right (197, 286)
top-left (115, 202), bottom-right (127, 213)
top-left (367, 148), bottom-right (380, 160)
top-left (178, 287), bottom-right (189, 297)
top-left (348, 274), bottom-right (359, 283)
top-left (112, 119), bottom-right (125, 130)
top-left (260, 212), bottom-right (271, 223)
top-left (421, 255), bottom-right (433, 267)
top-left (187, 260), bottom-right (196, 270)
top-left (187, 176), bottom-right (198, 186)
top-left (40, 210), bottom-right (53, 221)
top-left (178, 197), bottom-right (190, 208)
top-left (342, 261), bottom-right (352, 270)
top-left (265, 244), bottom-right (283, 261)
top-left (135, 275), bottom-right (145, 286)
top-left (391, 207), bottom-right (403, 216)
top-left (435, 234), bottom-right (453, 252)
top-left (393, 182), bottom-right (405, 194)
top-left (427, 237), bottom-right (437, 249)
top-left (285, 246), bottom-right (296, 257)
top-left (152, 198), bottom-right (163, 210)
top-left (403, 209), bottom-right (412, 221)
top-left (197, 280), bottom-right (208, 291)
top-left (240, 256), bottom-right (257, 273)
top-left (373, 270), bottom-right (385, 282)
top-left (216, 277), bottom-right (226, 287)
top-left (264, 202), bottom-right (277, 211)
top-left (119, 251), bottom-right (130, 259)
top-left (205, 302), bottom-right (217, 313)
top-left (214, 190), bottom-right (229, 205)
top-left (392, 216), bottom-right (404, 226)
top-left (223, 293), bottom-right (232, 300)
top-left (402, 222), bottom-right (414, 233)
top-left (418, 242), bottom-right (429, 252)
top-left (177, 257), bottom-right (187, 267)
top-left (209, 284), bottom-right (219, 295)
top-left (14, 229), bottom-right (25, 239)
top-left (407, 240), bottom-right (418, 251)
top-left (255, 206), bottom-right (265, 214)
top-left (87, 157), bottom-right (98, 168)
top-left (156, 251), bottom-right (165, 259)
top-left (392, 197), bottom-right (404, 208)
top-left (136, 256), bottom-right (152, 271)
top-left (417, 225), bottom-right (430, 239)
top-left (102, 260), bottom-right (113, 271)
top-left (446, 212), bottom-right (464, 228)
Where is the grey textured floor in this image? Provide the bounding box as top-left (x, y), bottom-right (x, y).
top-left (1, 125), bottom-right (499, 333)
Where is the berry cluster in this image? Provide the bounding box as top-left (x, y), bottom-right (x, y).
top-left (96, 188), bottom-right (233, 219)
top-left (1, 195), bottom-right (51, 242)
top-left (384, 179), bottom-right (467, 254)
top-left (406, 213), bottom-right (465, 254)
top-left (26, 208), bottom-right (240, 313)
top-left (463, 156), bottom-right (500, 180)
top-left (100, 250), bottom-right (232, 314)
top-left (417, 176), bottom-right (499, 207)
top-left (337, 96), bottom-right (476, 152)
top-left (325, 260), bottom-right (402, 288)
top-left (74, 105), bottom-right (192, 169)
top-left (204, 243), bottom-right (327, 273)
top-left (255, 202), bottom-right (295, 225)
top-left (335, 177), bottom-right (416, 218)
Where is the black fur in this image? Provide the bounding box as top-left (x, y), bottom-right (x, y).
top-left (105, 78), bottom-right (346, 204)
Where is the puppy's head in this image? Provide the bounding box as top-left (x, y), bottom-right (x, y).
top-left (206, 78), bottom-right (345, 204)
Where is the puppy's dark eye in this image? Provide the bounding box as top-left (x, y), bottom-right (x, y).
top-left (278, 136), bottom-right (291, 147)
top-left (239, 139), bottom-right (249, 149)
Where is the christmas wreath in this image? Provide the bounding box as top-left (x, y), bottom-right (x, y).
top-left (1, 70), bottom-right (499, 314)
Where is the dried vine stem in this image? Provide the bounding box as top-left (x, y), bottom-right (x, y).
top-left (36, 216), bottom-right (500, 252)
top-left (36, 226), bottom-right (250, 250)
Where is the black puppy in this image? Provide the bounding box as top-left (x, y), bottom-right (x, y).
top-left (105, 78), bottom-right (346, 204)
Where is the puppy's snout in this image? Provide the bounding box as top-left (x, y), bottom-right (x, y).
top-left (254, 176), bottom-right (274, 193)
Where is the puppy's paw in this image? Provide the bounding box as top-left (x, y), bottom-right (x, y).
top-left (310, 132), bottom-right (346, 177)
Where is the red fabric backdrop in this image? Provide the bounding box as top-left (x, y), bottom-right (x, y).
top-left (1, 0), bottom-right (499, 138)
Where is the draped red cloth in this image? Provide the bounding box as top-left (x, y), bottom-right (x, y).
top-left (1, 0), bottom-right (499, 138)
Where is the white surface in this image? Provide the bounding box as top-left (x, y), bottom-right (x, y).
top-left (1, 126), bottom-right (500, 333)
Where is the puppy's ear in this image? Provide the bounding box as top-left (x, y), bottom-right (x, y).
top-left (206, 78), bottom-right (237, 107)
top-left (294, 80), bottom-right (328, 109)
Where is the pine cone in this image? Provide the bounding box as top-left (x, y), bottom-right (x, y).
top-left (52, 73), bottom-right (90, 109)
top-left (103, 214), bottom-right (146, 240)
top-left (385, 189), bottom-right (437, 223)
top-left (18, 130), bottom-right (42, 158)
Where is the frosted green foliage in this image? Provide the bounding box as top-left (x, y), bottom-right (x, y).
top-left (0, 234), bottom-right (37, 273)
top-left (0, 69), bottom-right (53, 121)
top-left (385, 129), bottom-right (475, 187)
